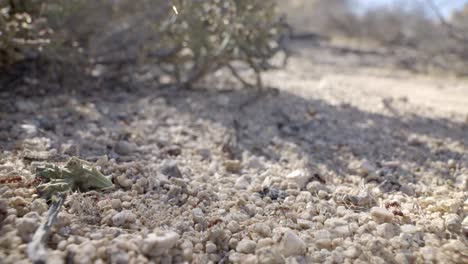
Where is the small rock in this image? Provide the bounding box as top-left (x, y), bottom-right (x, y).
top-left (454, 174), bottom-right (467, 190)
top-left (376, 223), bottom-right (400, 238)
top-left (115, 175), bottom-right (133, 188)
top-left (197, 148), bottom-right (211, 160)
top-left (400, 224), bottom-right (419, 234)
top-left (16, 212), bottom-right (40, 241)
top-left (111, 210), bottom-right (136, 226)
top-left (408, 135), bottom-right (423, 146)
top-left (142, 230), bottom-right (180, 257)
top-left (16, 100), bottom-right (39, 112)
top-left (227, 221), bottom-right (240, 233)
top-left (317, 190), bottom-right (328, 199)
top-left (394, 253), bottom-right (411, 264)
top-left (400, 184), bottom-right (415, 196)
top-left (30, 199), bottom-right (48, 214)
top-left (280, 230), bottom-right (306, 257)
top-left (224, 160), bottom-right (242, 173)
top-left (260, 187), bottom-right (287, 201)
top-left (343, 246), bottom-right (360, 259)
top-left (447, 159), bottom-right (456, 169)
top-left (20, 123), bottom-right (38, 137)
top-left (444, 214), bottom-right (461, 233)
top-left (236, 239), bottom-right (256, 254)
top-left (306, 181), bottom-right (327, 193)
top-left (370, 207), bottom-right (394, 223)
top-left (74, 243), bottom-right (97, 264)
top-left (46, 250), bottom-right (66, 264)
top-left (256, 247), bottom-right (285, 264)
top-left (462, 216), bottom-right (468, 236)
top-left (245, 156), bottom-right (264, 170)
top-left (61, 144), bottom-right (79, 156)
top-left (286, 170), bottom-right (313, 189)
top-left (110, 199), bottom-right (122, 210)
top-left (334, 225), bottom-right (352, 237)
top-left (350, 160), bottom-right (376, 177)
top-left (9, 196), bottom-right (28, 207)
top-left (235, 177), bottom-right (250, 190)
top-left (161, 160), bottom-right (183, 178)
top-left (192, 208), bottom-right (205, 224)
top-left (315, 238), bottom-right (332, 250)
top-left (297, 219), bottom-right (314, 229)
top-left (324, 218), bottom-right (347, 228)
top-left (439, 240), bottom-right (468, 263)
top-left (114, 141), bottom-right (136, 156)
top-left (109, 251), bottom-right (129, 264)
top-left (206, 241), bottom-right (217, 253)
top-left (254, 223), bottom-right (272, 237)
top-left (257, 238), bottom-right (275, 249)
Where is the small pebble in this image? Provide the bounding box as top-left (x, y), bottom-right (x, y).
top-left (370, 207), bottom-right (394, 223)
top-left (444, 214), bottom-right (461, 233)
top-left (114, 140), bottom-right (136, 156)
top-left (236, 239), bottom-right (256, 254)
top-left (111, 210), bottom-right (136, 226)
top-left (161, 160), bottom-right (183, 178)
top-left (280, 230), bottom-right (306, 257)
top-left (205, 241), bottom-right (217, 253)
top-left (235, 177), bottom-right (250, 190)
top-left (142, 230), bottom-right (180, 257)
top-left (224, 160), bottom-right (242, 173)
top-left (256, 247), bottom-right (285, 264)
top-left (376, 223), bottom-right (400, 238)
top-left (285, 170), bottom-right (313, 189)
top-left (254, 223), bottom-right (272, 237)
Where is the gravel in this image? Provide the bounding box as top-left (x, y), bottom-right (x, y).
top-left (0, 41), bottom-right (467, 263)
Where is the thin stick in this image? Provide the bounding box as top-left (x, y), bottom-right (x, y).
top-left (27, 193), bottom-right (66, 264)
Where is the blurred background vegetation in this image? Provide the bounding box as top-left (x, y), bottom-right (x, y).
top-left (1, 0), bottom-right (468, 92)
top-left (0, 0), bottom-right (287, 90)
top-left (278, 0), bottom-right (468, 76)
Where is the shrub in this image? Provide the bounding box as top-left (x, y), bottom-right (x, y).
top-left (0, 0), bottom-right (49, 70)
top-left (1, 0), bottom-right (288, 89)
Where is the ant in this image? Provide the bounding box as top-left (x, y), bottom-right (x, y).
top-left (385, 201), bottom-right (404, 217)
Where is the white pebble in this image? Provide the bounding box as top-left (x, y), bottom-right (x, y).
top-left (227, 221), bottom-right (240, 233)
top-left (205, 241), bottom-right (217, 253)
top-left (280, 230), bottom-right (306, 257)
top-left (192, 208), bottom-right (205, 224)
top-left (111, 210), bottom-right (136, 226)
top-left (376, 223), bottom-right (400, 238)
top-left (16, 213), bottom-right (40, 241)
top-left (370, 207), bottom-right (394, 223)
top-left (444, 213), bottom-right (461, 232)
top-left (236, 239), bottom-right (256, 254)
top-left (254, 223), bottom-right (272, 237)
top-left (142, 230), bottom-right (180, 257)
top-left (235, 177), bottom-right (250, 190)
top-left (256, 247), bottom-right (285, 264)
top-left (286, 170), bottom-right (313, 189)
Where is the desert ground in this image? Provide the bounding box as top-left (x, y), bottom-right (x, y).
top-left (0, 39), bottom-right (467, 263)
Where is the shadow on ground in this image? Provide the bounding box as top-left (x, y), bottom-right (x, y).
top-left (1, 80), bottom-right (466, 192)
